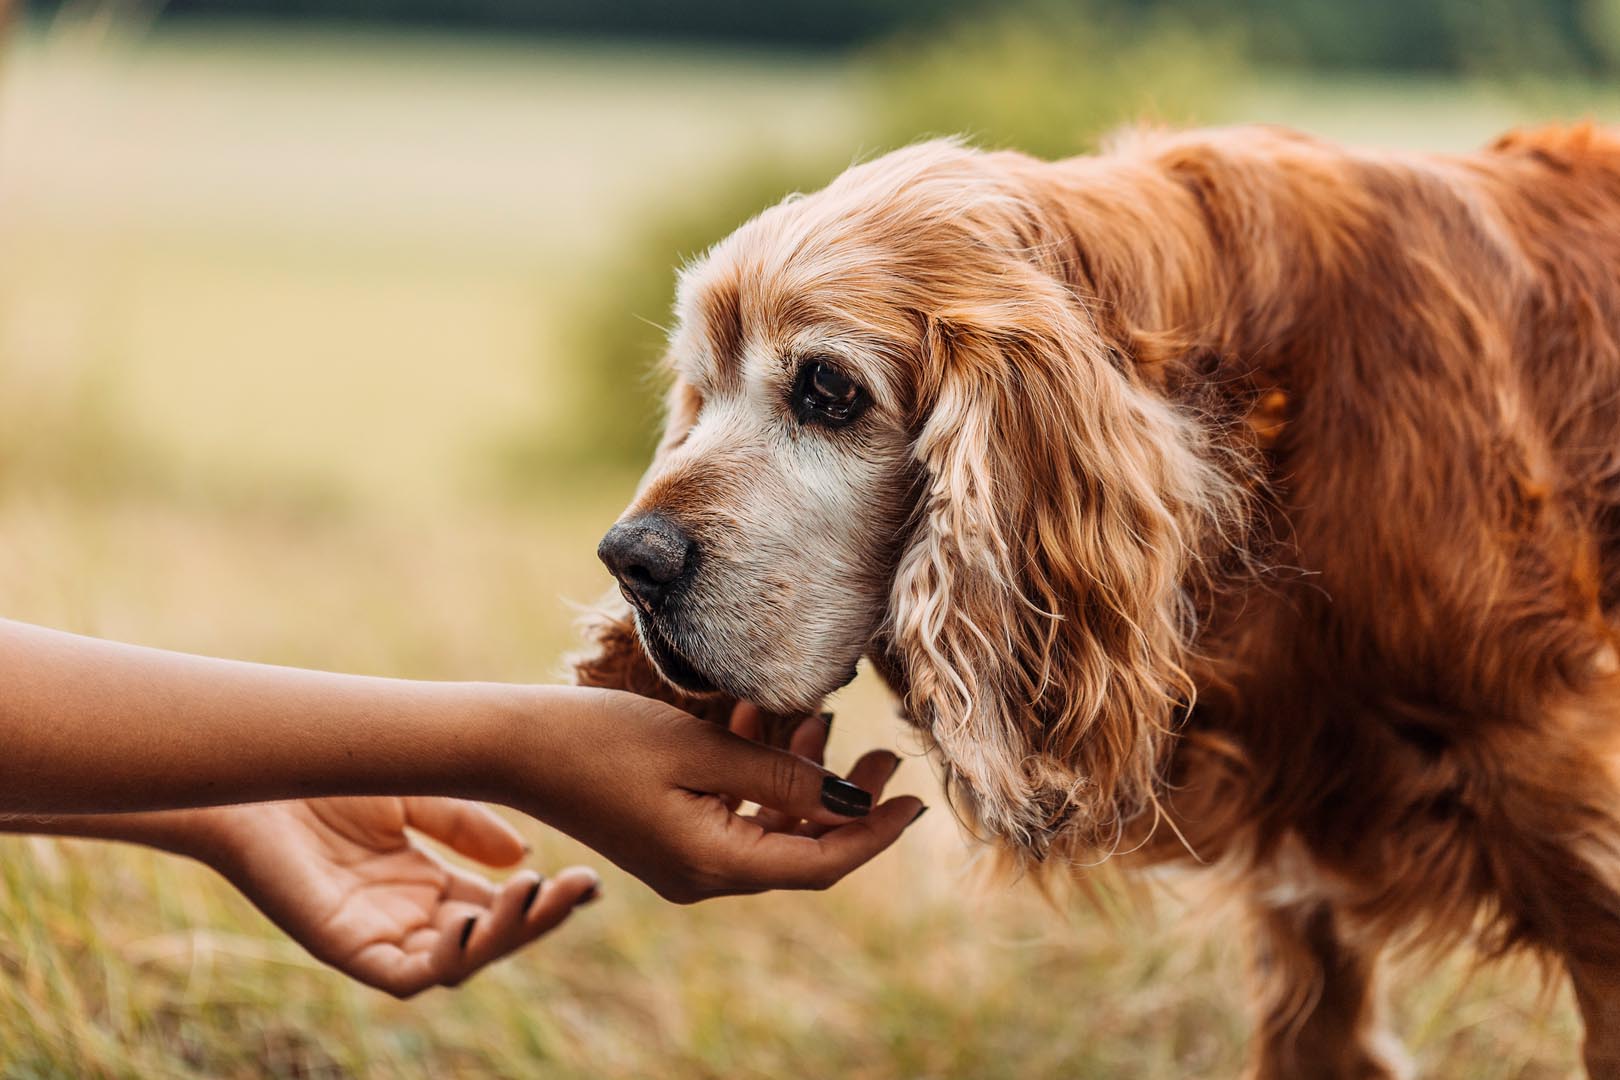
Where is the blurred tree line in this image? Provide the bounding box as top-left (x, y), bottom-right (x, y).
top-left (485, 0), bottom-right (1620, 476)
top-left (29, 0), bottom-right (1620, 74)
top-left (515, 3), bottom-right (1248, 472)
top-left (30, 0), bottom-right (1614, 478)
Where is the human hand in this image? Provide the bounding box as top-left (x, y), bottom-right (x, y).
top-left (197, 797), bottom-right (598, 998)
top-left (505, 688), bottom-right (926, 904)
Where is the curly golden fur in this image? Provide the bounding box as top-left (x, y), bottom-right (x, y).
top-left (575, 123), bottom-right (1620, 1076)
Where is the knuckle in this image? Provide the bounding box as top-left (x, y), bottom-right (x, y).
top-left (771, 753), bottom-right (805, 807)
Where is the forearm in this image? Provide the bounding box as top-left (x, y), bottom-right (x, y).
top-left (0, 618), bottom-right (549, 815)
top-left (0, 807), bottom-right (227, 858)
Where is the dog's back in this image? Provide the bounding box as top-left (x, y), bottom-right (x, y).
top-left (573, 120), bottom-right (1620, 1075)
top-left (1101, 124), bottom-right (1620, 1073)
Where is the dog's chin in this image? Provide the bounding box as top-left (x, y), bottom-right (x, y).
top-left (633, 613), bottom-right (722, 696)
top-left (632, 611), bottom-right (864, 710)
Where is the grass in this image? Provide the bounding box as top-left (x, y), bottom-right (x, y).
top-left (0, 494), bottom-right (1582, 1079)
top-left (0, 17), bottom-right (1610, 1077)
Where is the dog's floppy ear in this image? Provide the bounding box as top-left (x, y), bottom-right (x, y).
top-left (570, 378), bottom-right (737, 727)
top-left (889, 265), bottom-right (1237, 864)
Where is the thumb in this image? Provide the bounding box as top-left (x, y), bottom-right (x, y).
top-left (403, 798), bottom-right (528, 867)
top-left (680, 726), bottom-right (878, 827)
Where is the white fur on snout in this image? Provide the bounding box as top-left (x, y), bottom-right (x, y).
top-left (640, 349), bottom-right (911, 713)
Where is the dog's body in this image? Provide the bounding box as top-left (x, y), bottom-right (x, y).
top-left (578, 124), bottom-right (1620, 1076)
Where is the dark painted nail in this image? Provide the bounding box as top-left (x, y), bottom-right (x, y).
top-left (910, 804), bottom-right (930, 825)
top-left (575, 883), bottom-right (600, 907)
top-left (820, 776), bottom-right (873, 817)
top-left (884, 753), bottom-right (903, 780)
top-left (818, 711), bottom-right (834, 729)
top-left (522, 879), bottom-right (543, 914)
top-left (459, 916), bottom-right (477, 950)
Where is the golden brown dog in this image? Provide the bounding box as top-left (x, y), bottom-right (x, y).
top-left (577, 123), bottom-right (1620, 1077)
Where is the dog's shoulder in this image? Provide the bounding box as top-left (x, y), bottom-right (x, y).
top-left (1486, 121), bottom-right (1620, 173)
top-left (1096, 122), bottom-right (1345, 175)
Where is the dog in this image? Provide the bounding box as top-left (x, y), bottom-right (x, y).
top-left (574, 123), bottom-right (1620, 1077)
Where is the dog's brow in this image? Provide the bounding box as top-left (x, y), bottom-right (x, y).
top-left (695, 279), bottom-right (745, 391)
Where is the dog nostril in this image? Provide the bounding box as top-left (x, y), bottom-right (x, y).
top-left (623, 564), bottom-right (659, 590)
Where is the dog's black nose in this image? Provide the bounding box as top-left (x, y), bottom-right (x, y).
top-left (597, 512), bottom-right (695, 610)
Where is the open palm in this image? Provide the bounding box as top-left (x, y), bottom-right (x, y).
top-left (206, 797), bottom-right (598, 998)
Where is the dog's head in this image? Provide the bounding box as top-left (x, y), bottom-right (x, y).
top-left (589, 139), bottom-right (1239, 861)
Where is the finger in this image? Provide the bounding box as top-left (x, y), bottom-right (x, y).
top-left (404, 798), bottom-right (527, 867)
top-left (440, 863), bottom-right (499, 907)
top-left (454, 867), bottom-right (601, 985)
top-left (729, 701), bottom-right (764, 742)
top-left (518, 867), bottom-right (600, 939)
top-left (802, 750), bottom-right (901, 838)
top-left (348, 897), bottom-right (485, 999)
top-left (722, 795), bottom-right (927, 892)
top-left (423, 898), bottom-right (494, 986)
top-left (346, 942), bottom-right (438, 999)
top-left (751, 714), bottom-right (833, 832)
top-left (682, 726), bottom-right (883, 828)
top-left (452, 869), bottom-right (544, 980)
top-left (723, 704), bottom-right (766, 812)
top-left (788, 712), bottom-right (832, 766)
top-left (528, 866), bottom-right (601, 919)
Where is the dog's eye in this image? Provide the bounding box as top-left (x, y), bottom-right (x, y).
top-left (792, 360), bottom-right (868, 427)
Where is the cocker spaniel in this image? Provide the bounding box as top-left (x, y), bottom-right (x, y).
top-left (575, 123), bottom-right (1620, 1077)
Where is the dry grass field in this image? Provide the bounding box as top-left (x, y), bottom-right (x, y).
top-left (0, 19), bottom-right (1605, 1077)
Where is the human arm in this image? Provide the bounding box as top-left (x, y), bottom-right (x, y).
top-left (2, 798), bottom-right (600, 997)
top-left (0, 618), bottom-right (924, 903)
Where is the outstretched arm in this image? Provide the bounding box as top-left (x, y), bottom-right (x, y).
top-left (0, 618), bottom-right (925, 904)
top-left (0, 617), bottom-right (527, 815)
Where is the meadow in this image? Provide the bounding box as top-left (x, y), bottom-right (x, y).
top-left (0, 19), bottom-right (1603, 1077)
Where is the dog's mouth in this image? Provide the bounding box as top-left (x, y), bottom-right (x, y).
top-left (633, 611), bottom-right (721, 696)
top-left (628, 591), bottom-right (867, 709)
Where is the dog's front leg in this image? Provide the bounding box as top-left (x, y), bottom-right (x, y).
top-left (1245, 897), bottom-right (1408, 1080)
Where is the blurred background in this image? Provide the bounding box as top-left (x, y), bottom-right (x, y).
top-left (0, 0), bottom-right (1614, 1075)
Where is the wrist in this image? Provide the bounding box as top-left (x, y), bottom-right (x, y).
top-left (479, 683), bottom-right (601, 821)
top-left (165, 804), bottom-right (258, 866)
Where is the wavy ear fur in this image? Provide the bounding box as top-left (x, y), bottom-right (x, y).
top-left (889, 249), bottom-right (1241, 865)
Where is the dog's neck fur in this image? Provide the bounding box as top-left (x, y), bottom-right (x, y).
top-left (899, 129), bottom-right (1466, 861)
top-left (1028, 128), bottom-right (1382, 369)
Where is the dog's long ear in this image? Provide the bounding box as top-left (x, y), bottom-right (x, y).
top-left (889, 266), bottom-right (1239, 864)
top-left (570, 379), bottom-right (737, 727)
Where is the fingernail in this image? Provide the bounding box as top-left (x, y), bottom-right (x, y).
top-left (522, 879), bottom-right (543, 914)
top-left (820, 776), bottom-right (873, 817)
top-left (910, 805), bottom-right (930, 825)
top-left (819, 711), bottom-right (834, 729)
top-left (459, 916), bottom-right (477, 951)
top-left (575, 883), bottom-right (601, 907)
top-left (884, 752), bottom-right (903, 780)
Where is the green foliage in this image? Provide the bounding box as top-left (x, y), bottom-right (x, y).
top-left (103, 0), bottom-right (1620, 76)
top-left (865, 4), bottom-right (1242, 159)
top-left (1583, 0), bottom-right (1620, 67)
top-left (503, 160), bottom-right (847, 478)
top-left (1142, 0), bottom-right (1611, 75)
top-left (547, 3), bottom-right (1242, 473)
